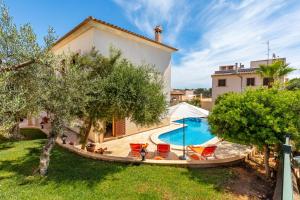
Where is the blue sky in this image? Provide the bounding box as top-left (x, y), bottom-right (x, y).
top-left (4, 0), bottom-right (300, 88)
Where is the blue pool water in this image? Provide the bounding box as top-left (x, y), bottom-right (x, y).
top-left (158, 118), bottom-right (215, 146)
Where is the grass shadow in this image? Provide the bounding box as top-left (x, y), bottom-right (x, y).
top-left (45, 146), bottom-right (129, 187)
top-left (0, 138), bottom-right (128, 188)
top-left (0, 134), bottom-right (11, 144)
top-left (0, 140), bottom-right (46, 175)
top-left (0, 128), bottom-right (46, 143)
top-left (20, 128), bottom-right (47, 140)
top-left (0, 142), bottom-right (15, 150)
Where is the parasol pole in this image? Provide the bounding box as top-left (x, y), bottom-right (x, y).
top-left (183, 117), bottom-right (186, 158)
top-left (180, 117), bottom-right (187, 160)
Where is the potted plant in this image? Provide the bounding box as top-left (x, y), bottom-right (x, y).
top-left (86, 143), bottom-right (96, 152)
top-left (42, 116), bottom-right (49, 123)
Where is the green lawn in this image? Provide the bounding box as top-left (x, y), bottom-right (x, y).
top-left (0, 128), bottom-right (238, 200)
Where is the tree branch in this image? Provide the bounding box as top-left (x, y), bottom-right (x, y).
top-left (0, 59), bottom-right (35, 73)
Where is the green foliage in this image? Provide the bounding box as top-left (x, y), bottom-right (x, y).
top-left (208, 88), bottom-right (300, 149)
top-left (71, 48), bottom-right (167, 127)
top-left (67, 47), bottom-right (121, 121)
top-left (194, 88), bottom-right (212, 98)
top-left (39, 55), bottom-right (84, 130)
top-left (99, 61), bottom-right (166, 125)
top-left (0, 4), bottom-right (41, 66)
top-left (0, 3), bottom-right (43, 134)
top-left (286, 78), bottom-right (300, 91)
top-left (256, 60), bottom-right (295, 86)
top-left (187, 98), bottom-right (201, 107)
top-left (214, 92), bottom-right (234, 105)
top-left (0, 2), bottom-right (68, 138)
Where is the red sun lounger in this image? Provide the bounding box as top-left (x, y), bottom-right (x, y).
top-left (187, 145), bottom-right (217, 160)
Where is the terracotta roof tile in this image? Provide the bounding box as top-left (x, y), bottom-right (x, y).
top-left (171, 91), bottom-right (185, 95)
top-left (53, 16), bottom-right (178, 51)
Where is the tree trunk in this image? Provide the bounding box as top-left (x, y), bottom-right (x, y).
top-left (38, 131), bottom-right (58, 176)
top-left (264, 145), bottom-right (271, 177)
top-left (98, 121), bottom-right (106, 143)
top-left (81, 119), bottom-right (93, 150)
top-left (0, 59), bottom-right (35, 73)
top-left (38, 117), bottom-right (62, 176)
top-left (9, 121), bottom-right (22, 139)
top-left (27, 113), bottom-right (33, 126)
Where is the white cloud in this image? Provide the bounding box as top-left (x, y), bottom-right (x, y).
top-left (113, 0), bottom-right (190, 45)
top-left (173, 0), bottom-right (300, 88)
top-left (115, 0), bottom-right (300, 88)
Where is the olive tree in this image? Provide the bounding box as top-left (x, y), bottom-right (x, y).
top-left (70, 48), bottom-right (167, 149)
top-left (0, 3), bottom-right (46, 137)
top-left (208, 88), bottom-right (300, 177)
top-left (37, 54), bottom-right (85, 175)
top-left (98, 57), bottom-right (166, 126)
top-left (66, 48), bottom-right (120, 149)
top-left (0, 2), bottom-right (80, 175)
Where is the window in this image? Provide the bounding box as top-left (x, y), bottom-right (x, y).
top-left (218, 79), bottom-right (226, 87)
top-left (246, 78), bottom-right (255, 86)
top-left (263, 78), bottom-right (270, 86)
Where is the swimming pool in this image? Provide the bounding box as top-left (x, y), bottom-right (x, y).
top-left (158, 118), bottom-right (215, 146)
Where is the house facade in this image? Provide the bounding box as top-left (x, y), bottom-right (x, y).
top-left (211, 58), bottom-right (286, 103)
top-left (51, 17), bottom-right (177, 142)
top-left (170, 90), bottom-right (185, 102)
top-left (170, 89), bottom-right (195, 103)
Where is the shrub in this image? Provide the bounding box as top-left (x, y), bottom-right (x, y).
top-left (208, 88), bottom-right (300, 176)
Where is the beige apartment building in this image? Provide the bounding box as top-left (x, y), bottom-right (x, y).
top-left (211, 58), bottom-right (286, 103)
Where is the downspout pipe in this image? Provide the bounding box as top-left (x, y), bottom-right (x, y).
top-left (235, 63), bottom-right (243, 92)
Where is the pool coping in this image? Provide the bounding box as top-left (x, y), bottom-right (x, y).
top-left (150, 121), bottom-right (219, 150)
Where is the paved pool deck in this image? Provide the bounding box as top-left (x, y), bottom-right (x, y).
top-left (90, 122), bottom-right (251, 160)
top-left (20, 118), bottom-right (252, 166)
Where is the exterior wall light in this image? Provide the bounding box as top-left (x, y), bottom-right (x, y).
top-left (140, 147), bottom-right (146, 161)
top-left (62, 134), bottom-right (68, 144)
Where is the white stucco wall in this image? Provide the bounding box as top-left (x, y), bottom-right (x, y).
top-left (53, 28), bottom-right (95, 55)
top-left (52, 25), bottom-right (173, 102)
top-left (125, 117), bottom-right (170, 135)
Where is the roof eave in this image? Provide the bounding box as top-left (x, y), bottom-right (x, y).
top-left (211, 71), bottom-right (258, 76)
top-left (52, 16), bottom-right (178, 52)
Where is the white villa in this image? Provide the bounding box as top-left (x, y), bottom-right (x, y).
top-left (51, 16), bottom-right (177, 142)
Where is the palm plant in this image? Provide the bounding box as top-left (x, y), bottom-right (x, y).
top-left (256, 60), bottom-right (295, 87)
